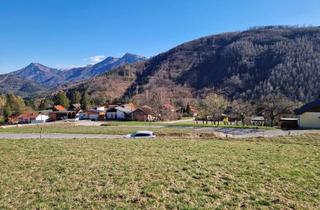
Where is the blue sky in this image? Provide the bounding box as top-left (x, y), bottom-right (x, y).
top-left (0, 0), bottom-right (319, 73)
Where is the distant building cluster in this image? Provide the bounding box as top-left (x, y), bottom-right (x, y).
top-left (7, 102), bottom-right (172, 125)
top-left (5, 99), bottom-right (320, 130)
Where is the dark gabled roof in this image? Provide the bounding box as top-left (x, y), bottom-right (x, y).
top-left (294, 99), bottom-right (320, 115)
top-left (134, 105), bottom-right (154, 115)
top-left (115, 106), bottom-right (132, 114)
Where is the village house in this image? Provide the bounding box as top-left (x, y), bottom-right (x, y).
top-left (31, 113), bottom-right (49, 124)
top-left (106, 106), bottom-right (132, 120)
top-left (80, 109), bottom-right (106, 121)
top-left (130, 105), bottom-right (156, 121)
top-left (49, 105), bottom-right (77, 121)
top-left (294, 99), bottom-right (320, 129)
top-left (8, 112), bottom-right (49, 124)
top-left (121, 102), bottom-right (137, 112)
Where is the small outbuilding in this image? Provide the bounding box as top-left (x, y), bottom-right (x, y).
top-left (295, 99), bottom-right (320, 129)
top-left (251, 116), bottom-right (265, 126)
top-left (280, 118), bottom-right (298, 130)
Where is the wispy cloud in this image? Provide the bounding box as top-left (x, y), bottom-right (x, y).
top-left (87, 55), bottom-right (106, 64)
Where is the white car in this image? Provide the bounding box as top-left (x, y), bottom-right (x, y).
top-left (124, 131), bottom-right (156, 139)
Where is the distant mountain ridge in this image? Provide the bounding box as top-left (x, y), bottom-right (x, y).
top-left (0, 74), bottom-right (48, 97)
top-left (63, 53), bottom-right (146, 83)
top-left (1, 53), bottom-right (146, 96)
top-left (10, 63), bottom-right (64, 87)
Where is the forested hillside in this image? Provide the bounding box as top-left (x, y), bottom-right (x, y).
top-left (65, 26), bottom-right (320, 103)
top-left (0, 74), bottom-right (48, 97)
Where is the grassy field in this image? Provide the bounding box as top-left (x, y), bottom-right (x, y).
top-left (0, 135), bottom-right (319, 209)
top-left (0, 121), bottom-right (270, 138)
top-left (103, 120), bottom-right (273, 129)
top-left (0, 124), bottom-right (209, 139)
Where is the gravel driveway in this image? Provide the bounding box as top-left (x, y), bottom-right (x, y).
top-left (196, 127), bottom-right (320, 138)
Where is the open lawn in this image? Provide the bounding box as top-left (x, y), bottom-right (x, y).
top-left (103, 120), bottom-right (273, 130)
top-left (0, 135), bottom-right (319, 209)
top-left (0, 124), bottom-right (203, 138)
top-left (0, 121), bottom-right (271, 138)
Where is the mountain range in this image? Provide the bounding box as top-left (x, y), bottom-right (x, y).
top-left (0, 53), bottom-right (146, 96)
top-left (2, 26), bottom-right (320, 103)
top-left (63, 26), bottom-right (320, 103)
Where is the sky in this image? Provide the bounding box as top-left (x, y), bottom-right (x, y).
top-left (0, 0), bottom-right (320, 73)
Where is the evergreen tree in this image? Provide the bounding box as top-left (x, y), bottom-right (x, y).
top-left (70, 91), bottom-right (82, 104)
top-left (80, 92), bottom-right (90, 110)
top-left (185, 103), bottom-right (192, 116)
top-left (3, 103), bottom-right (12, 121)
top-left (5, 94), bottom-right (26, 115)
top-left (54, 91), bottom-right (70, 108)
top-left (39, 98), bottom-right (54, 110)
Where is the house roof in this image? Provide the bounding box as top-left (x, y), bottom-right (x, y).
top-left (135, 105), bottom-right (154, 115)
top-left (107, 106), bottom-right (132, 114)
top-left (18, 113), bottom-right (38, 120)
top-left (86, 109), bottom-right (105, 114)
top-left (50, 111), bottom-right (75, 114)
top-left (251, 116), bottom-right (265, 121)
top-left (162, 103), bottom-right (175, 111)
top-left (294, 99), bottom-right (320, 115)
top-left (53, 105), bottom-right (66, 111)
top-left (115, 106), bottom-right (132, 114)
top-left (280, 118), bottom-right (298, 121)
top-left (122, 102), bottom-right (137, 111)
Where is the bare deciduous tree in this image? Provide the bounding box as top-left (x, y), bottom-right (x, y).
top-left (199, 93), bottom-right (229, 125)
top-left (258, 94), bottom-right (298, 126)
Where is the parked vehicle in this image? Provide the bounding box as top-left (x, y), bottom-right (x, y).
top-left (124, 131), bottom-right (156, 139)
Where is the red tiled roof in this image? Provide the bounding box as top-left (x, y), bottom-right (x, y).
top-left (162, 103), bottom-right (175, 110)
top-left (53, 105), bottom-right (66, 111)
top-left (9, 113), bottom-right (38, 121)
top-left (19, 113), bottom-right (38, 120)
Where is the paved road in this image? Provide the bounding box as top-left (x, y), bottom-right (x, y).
top-left (0, 133), bottom-right (123, 140)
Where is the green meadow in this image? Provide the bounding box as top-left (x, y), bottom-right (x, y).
top-left (0, 135), bottom-right (319, 209)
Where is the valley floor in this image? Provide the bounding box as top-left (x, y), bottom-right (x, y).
top-left (0, 135), bottom-right (319, 209)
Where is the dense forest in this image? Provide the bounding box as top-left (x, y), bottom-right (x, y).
top-left (63, 26), bottom-right (320, 103)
